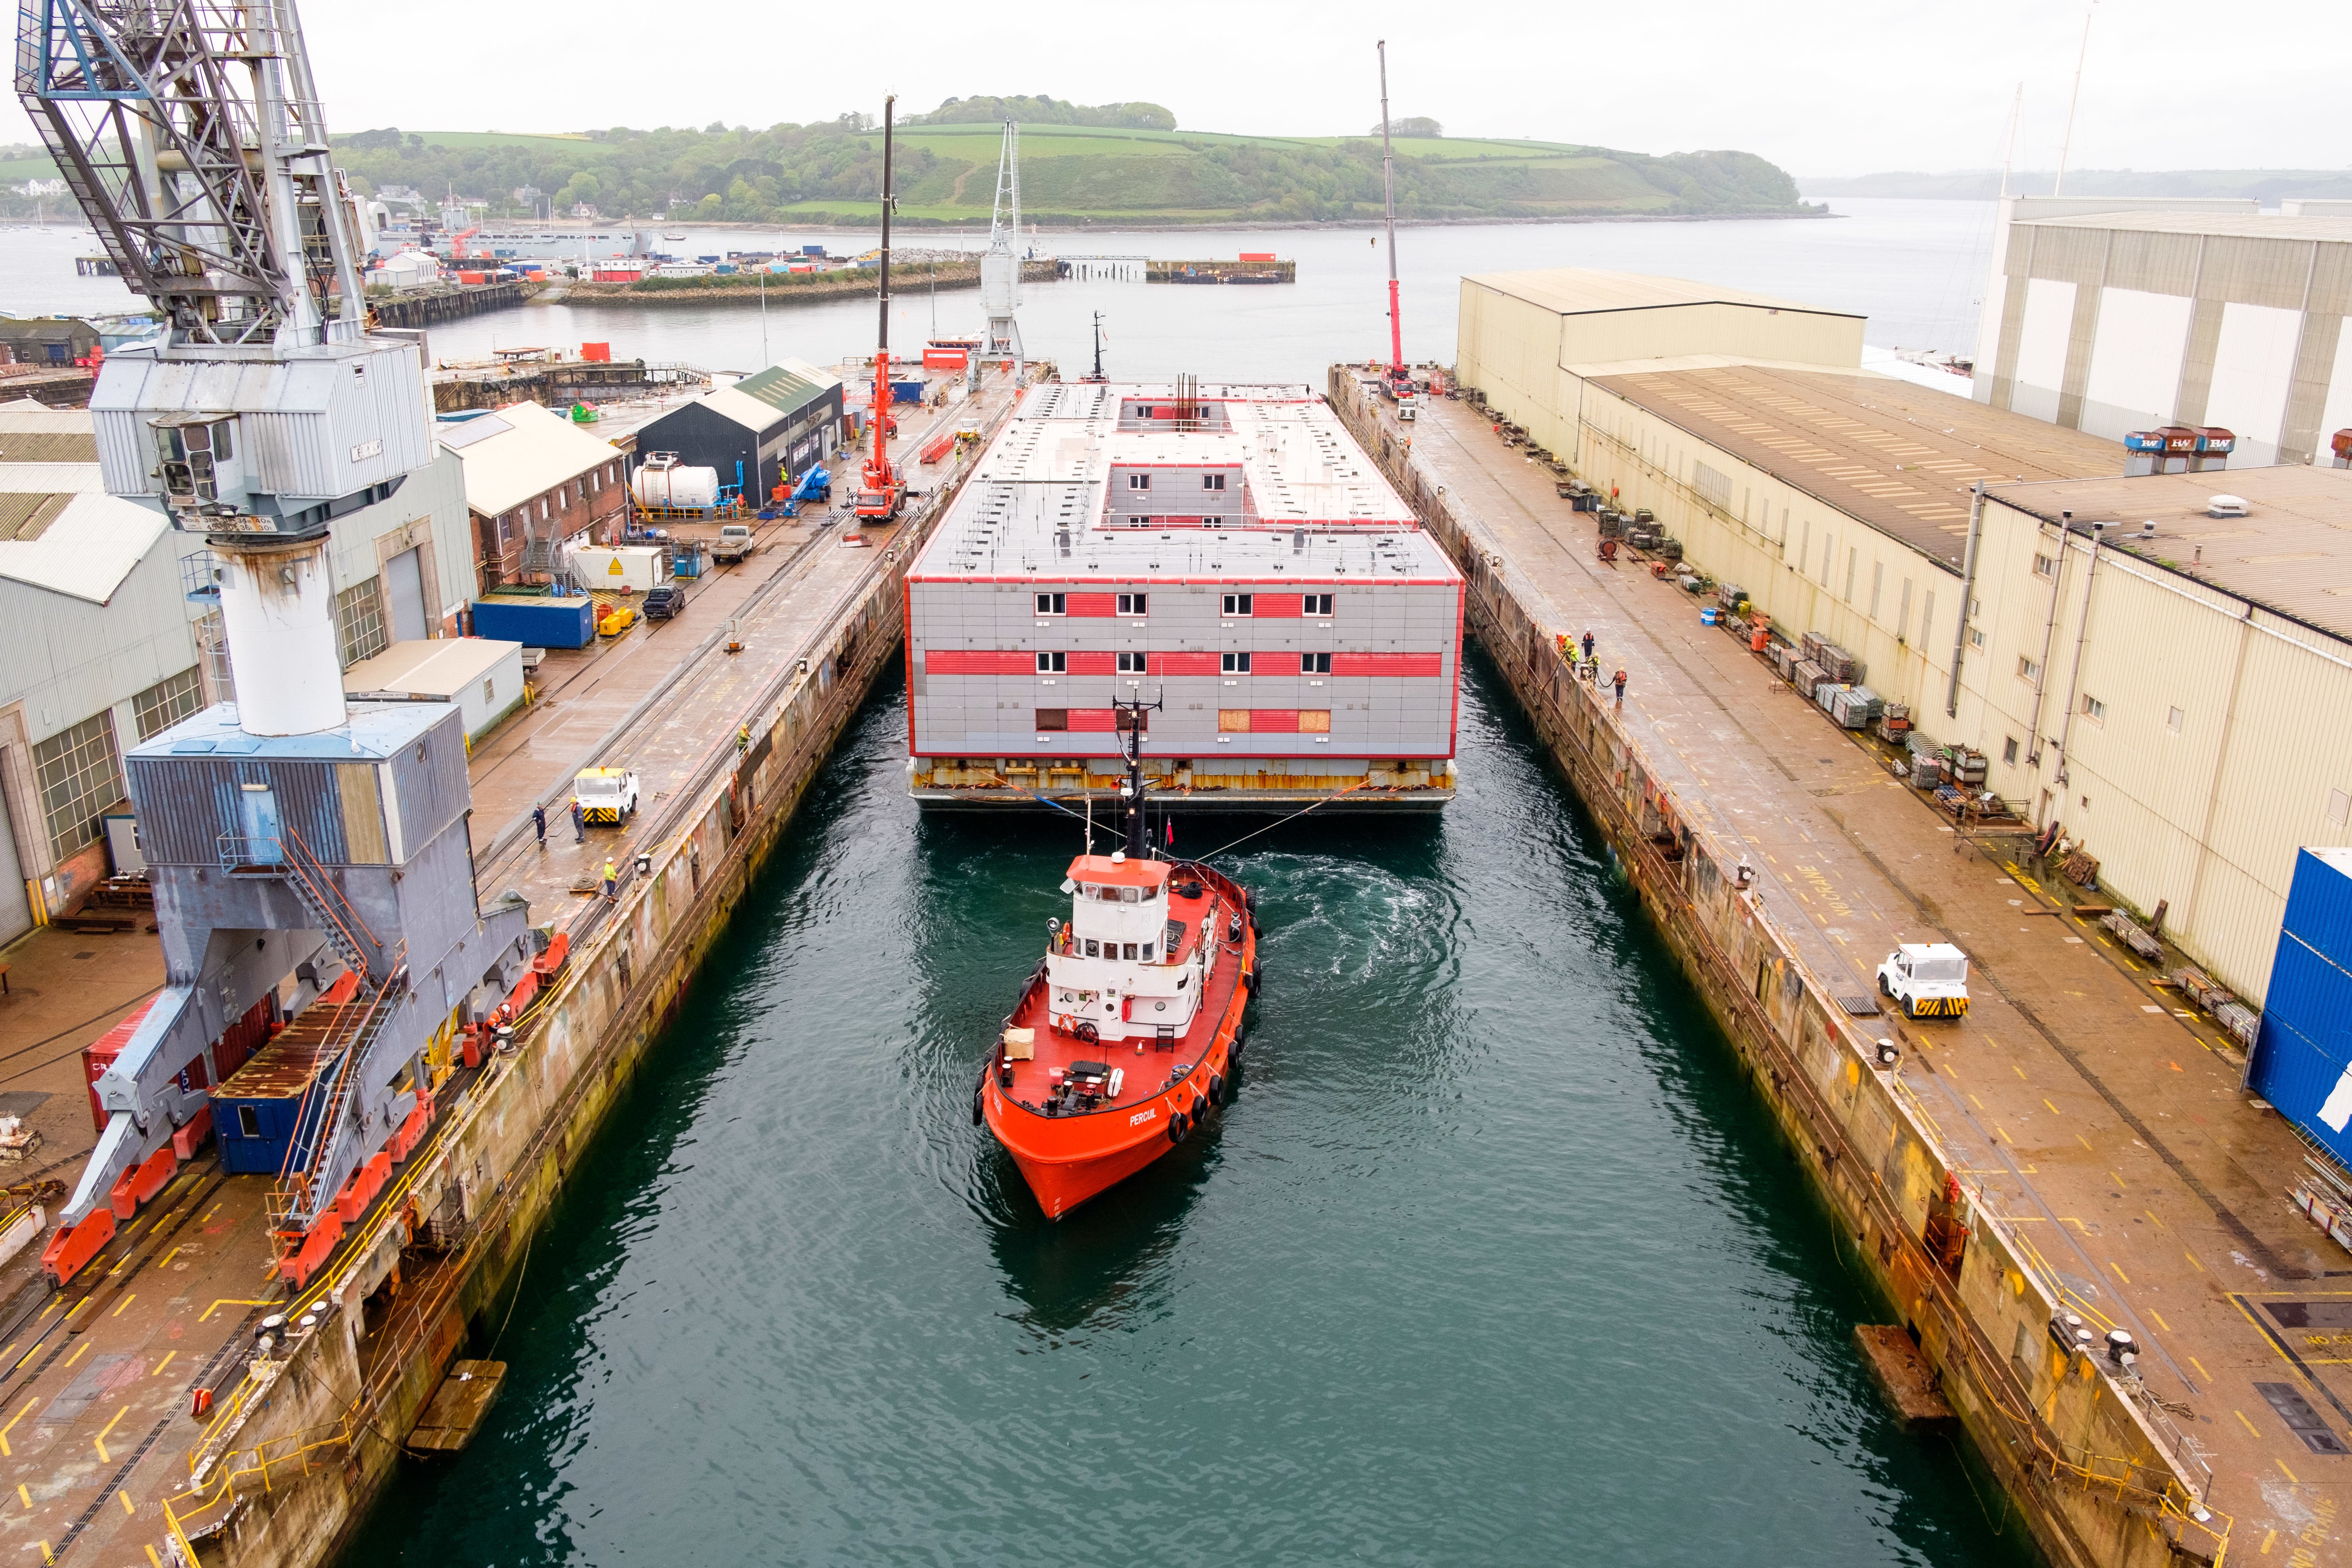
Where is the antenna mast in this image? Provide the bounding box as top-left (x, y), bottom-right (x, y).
top-left (1377, 40), bottom-right (1407, 394)
top-left (2054, 2), bottom-right (2095, 197)
top-left (855, 96), bottom-right (905, 523)
top-left (1997, 81), bottom-right (2024, 199)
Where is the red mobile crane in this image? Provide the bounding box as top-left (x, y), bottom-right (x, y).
top-left (1376, 41), bottom-right (1412, 401)
top-left (855, 95), bottom-right (906, 522)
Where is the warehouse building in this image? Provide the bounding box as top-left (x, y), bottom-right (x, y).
top-left (905, 381), bottom-right (1462, 809)
top-left (1455, 268), bottom-right (2352, 1005)
top-left (627, 358), bottom-right (843, 506)
top-left (436, 401), bottom-right (628, 593)
top-left (1971, 198), bottom-right (2352, 467)
top-left (0, 393), bottom-right (475, 941)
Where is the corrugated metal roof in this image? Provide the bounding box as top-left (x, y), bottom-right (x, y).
top-left (1984, 467), bottom-right (2352, 645)
top-left (2017, 210), bottom-right (2352, 242)
top-left (1585, 365), bottom-right (2125, 566)
top-left (730, 356), bottom-right (839, 420)
top-left (435, 400), bottom-right (619, 518)
top-left (695, 384), bottom-right (787, 434)
top-left (0, 460), bottom-right (104, 493)
top-left (1466, 267), bottom-right (1861, 320)
top-left (0, 490), bottom-right (164, 602)
top-left (0, 403), bottom-right (95, 435)
top-left (0, 491), bottom-right (72, 541)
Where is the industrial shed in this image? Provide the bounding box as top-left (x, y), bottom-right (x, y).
top-left (627, 358), bottom-right (843, 505)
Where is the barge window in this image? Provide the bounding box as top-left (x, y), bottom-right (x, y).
top-left (1221, 652), bottom-right (1251, 674)
top-left (1142, 942), bottom-right (1154, 960)
top-left (1036, 593), bottom-right (1065, 615)
top-left (1035, 708), bottom-right (1068, 730)
top-left (1128, 473), bottom-right (1151, 490)
top-left (1117, 593), bottom-right (1147, 615)
top-left (1302, 652), bottom-right (1332, 673)
top-left (1304, 593), bottom-right (1334, 616)
top-left (1222, 593), bottom-right (1253, 616)
top-left (1037, 651), bottom-right (1066, 673)
top-left (1203, 473), bottom-right (1226, 490)
top-left (1117, 652), bottom-right (1147, 673)
top-left (1122, 943), bottom-right (1139, 960)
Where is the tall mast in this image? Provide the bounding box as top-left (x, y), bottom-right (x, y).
top-left (1996, 82), bottom-right (2024, 201)
top-left (2054, 3), bottom-right (2094, 198)
top-left (859, 95), bottom-right (902, 517)
top-left (1377, 40), bottom-right (1405, 387)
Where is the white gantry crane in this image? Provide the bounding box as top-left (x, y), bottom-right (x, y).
top-left (16, 0), bottom-right (534, 1279)
top-left (979, 119), bottom-right (1023, 378)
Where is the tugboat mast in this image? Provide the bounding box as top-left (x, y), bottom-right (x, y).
top-left (1117, 691), bottom-right (1163, 858)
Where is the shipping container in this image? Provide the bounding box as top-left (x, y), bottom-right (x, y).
top-left (2281, 849), bottom-right (2352, 966)
top-left (890, 380), bottom-right (925, 404)
top-left (212, 1026), bottom-right (340, 1176)
top-left (2251, 849), bottom-right (2352, 1162)
top-left (569, 545), bottom-right (669, 593)
top-left (470, 596), bottom-right (596, 649)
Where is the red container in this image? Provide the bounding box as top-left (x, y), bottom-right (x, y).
top-left (84, 997), bottom-right (158, 1133)
top-left (1239, 252), bottom-right (1275, 262)
top-left (457, 270), bottom-right (487, 286)
top-left (581, 342), bottom-right (612, 363)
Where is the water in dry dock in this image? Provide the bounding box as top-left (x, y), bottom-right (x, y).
top-left (337, 654), bottom-right (2038, 1568)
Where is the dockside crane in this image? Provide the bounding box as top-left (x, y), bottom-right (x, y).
top-left (17, 0), bottom-right (534, 1281)
top-left (855, 94), bottom-right (906, 522)
top-left (1376, 40), bottom-right (1413, 401)
top-left (980, 119), bottom-right (1024, 378)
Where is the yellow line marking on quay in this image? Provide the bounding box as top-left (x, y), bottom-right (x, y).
top-left (2186, 1250), bottom-right (2206, 1272)
top-left (151, 1350), bottom-right (175, 1378)
top-left (2145, 1210), bottom-right (2165, 1230)
top-left (2147, 1309), bottom-right (2172, 1331)
top-left (2077, 1134), bottom-right (2095, 1151)
top-left (1970, 1094), bottom-right (1985, 1110)
top-left (14, 1485), bottom-right (27, 1511)
top-left (199, 1299), bottom-right (270, 1323)
top-left (2012, 1065), bottom-right (2026, 1079)
top-left (95, 1405), bottom-right (129, 1462)
top-left (61, 1341), bottom-right (89, 1369)
top-left (2108, 1261), bottom-right (2130, 1284)
top-left (109, 1293), bottom-right (135, 1317)
top-left (2262, 1528), bottom-right (2277, 1554)
top-left (199, 1202), bottom-right (222, 1223)
top-left (2191, 1356), bottom-right (2211, 1382)
top-left (2237, 1408), bottom-right (2262, 1437)
top-left (2278, 1458), bottom-right (2301, 1483)
top-left (2045, 1099), bottom-right (2061, 1115)
top-left (2110, 1172), bottom-right (2128, 1190)
top-left (157, 1247), bottom-right (182, 1271)
top-left (147, 1545), bottom-right (163, 1568)
top-left (0, 1400), bottom-right (33, 1461)
top-left (36, 1541), bottom-right (50, 1564)
top-left (118, 1490), bottom-right (133, 1516)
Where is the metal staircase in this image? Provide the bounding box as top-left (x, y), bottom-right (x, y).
top-left (269, 946), bottom-right (407, 1231)
top-left (218, 828), bottom-right (380, 977)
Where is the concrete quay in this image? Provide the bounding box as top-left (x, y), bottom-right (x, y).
top-left (1336, 372), bottom-right (2349, 1568)
top-left (0, 373), bottom-right (1021, 1568)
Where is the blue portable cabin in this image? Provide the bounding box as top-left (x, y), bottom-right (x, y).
top-left (471, 595), bottom-right (597, 649)
top-left (2251, 849), bottom-right (2352, 1165)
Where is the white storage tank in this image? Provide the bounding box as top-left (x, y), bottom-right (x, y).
top-left (632, 453), bottom-right (719, 512)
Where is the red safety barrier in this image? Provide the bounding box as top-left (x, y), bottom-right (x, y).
top-left (275, 1212), bottom-right (343, 1287)
top-left (505, 969), bottom-right (539, 1015)
top-left (533, 932), bottom-right (570, 979)
top-left (172, 1104), bottom-right (214, 1160)
top-left (387, 1091), bottom-right (433, 1163)
top-left (334, 1150), bottom-right (393, 1224)
top-left (41, 1208), bottom-right (115, 1287)
top-left (109, 1143), bottom-right (178, 1219)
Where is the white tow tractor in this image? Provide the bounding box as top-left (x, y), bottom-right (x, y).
top-left (574, 767), bottom-right (641, 825)
top-left (1877, 943), bottom-right (1970, 1019)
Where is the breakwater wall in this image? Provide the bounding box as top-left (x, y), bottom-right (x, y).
top-left (159, 409), bottom-right (1003, 1568)
top-left (369, 279), bottom-right (536, 328)
top-left (1329, 371), bottom-right (2224, 1568)
top-left (562, 258), bottom-right (1056, 309)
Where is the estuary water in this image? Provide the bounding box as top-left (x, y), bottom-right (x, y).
top-left (335, 658), bottom-right (2036, 1567)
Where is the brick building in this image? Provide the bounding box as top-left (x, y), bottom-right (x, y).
top-left (436, 401), bottom-right (629, 594)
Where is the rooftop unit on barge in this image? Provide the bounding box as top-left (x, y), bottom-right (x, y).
top-left (20, 0), bottom-right (535, 1280)
top-left (905, 380), bottom-right (1463, 811)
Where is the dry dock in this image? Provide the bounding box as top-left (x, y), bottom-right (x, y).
top-left (0, 373), bottom-right (1022, 1568)
top-left (1335, 371), bottom-right (2349, 1568)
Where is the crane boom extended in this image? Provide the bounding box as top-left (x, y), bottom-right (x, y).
top-left (855, 95), bottom-right (905, 521)
top-left (1377, 39), bottom-right (1407, 394)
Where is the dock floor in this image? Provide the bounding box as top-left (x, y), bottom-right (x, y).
top-left (1392, 392), bottom-right (2347, 1558)
top-left (0, 373), bottom-right (1015, 1566)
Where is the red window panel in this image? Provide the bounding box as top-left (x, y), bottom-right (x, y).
top-left (1332, 652), bottom-right (1444, 677)
top-left (1066, 593), bottom-right (1117, 617)
top-left (1156, 651), bottom-right (1220, 675)
top-left (1067, 709), bottom-right (1119, 731)
top-left (1252, 594), bottom-right (1304, 618)
top-left (1067, 650), bottom-right (1115, 674)
top-left (1249, 709), bottom-right (1300, 732)
top-left (924, 649), bottom-right (1034, 675)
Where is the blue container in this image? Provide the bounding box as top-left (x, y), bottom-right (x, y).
top-left (802, 244), bottom-right (825, 256)
top-left (2282, 849), bottom-right (2352, 967)
top-left (214, 1089), bottom-right (303, 1174)
top-left (471, 596), bottom-right (596, 649)
top-left (891, 380), bottom-right (925, 404)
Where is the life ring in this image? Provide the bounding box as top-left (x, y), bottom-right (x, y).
top-left (1075, 1020), bottom-right (1100, 1044)
top-left (1208, 1073), bottom-right (1226, 1107)
top-left (1168, 1110), bottom-right (1189, 1144)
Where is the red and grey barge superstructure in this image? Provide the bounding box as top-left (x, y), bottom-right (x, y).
top-left (904, 380), bottom-right (1463, 811)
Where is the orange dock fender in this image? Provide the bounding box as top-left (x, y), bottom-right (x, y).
top-left (533, 931), bottom-right (570, 979)
top-left (41, 1207), bottom-right (116, 1287)
top-left (171, 1103), bottom-right (214, 1161)
top-left (275, 1212), bottom-right (344, 1287)
top-left (109, 1142), bottom-right (178, 1220)
top-left (334, 1151), bottom-right (394, 1224)
top-left (386, 1090), bottom-right (433, 1163)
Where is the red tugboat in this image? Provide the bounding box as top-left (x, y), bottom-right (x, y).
top-left (977, 698), bottom-right (1258, 1218)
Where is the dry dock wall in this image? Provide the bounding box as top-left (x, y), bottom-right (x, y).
top-left (163, 484), bottom-right (950, 1568)
top-left (1331, 373), bottom-right (2225, 1568)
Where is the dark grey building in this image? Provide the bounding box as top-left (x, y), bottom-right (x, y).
top-left (628, 358), bottom-right (843, 503)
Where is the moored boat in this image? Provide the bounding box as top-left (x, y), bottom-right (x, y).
top-left (977, 703), bottom-right (1257, 1218)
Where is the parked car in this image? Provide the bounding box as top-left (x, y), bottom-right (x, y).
top-left (712, 524), bottom-right (756, 564)
top-left (642, 585), bottom-right (685, 621)
top-left (573, 768), bottom-right (640, 825)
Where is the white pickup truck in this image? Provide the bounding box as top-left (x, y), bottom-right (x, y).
top-left (711, 524), bottom-right (756, 564)
top-left (1876, 943), bottom-right (1970, 1019)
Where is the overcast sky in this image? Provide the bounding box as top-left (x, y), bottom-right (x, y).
top-left (7, 0), bottom-right (2343, 180)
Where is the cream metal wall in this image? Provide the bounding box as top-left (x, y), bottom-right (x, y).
top-left (1557, 375), bottom-right (2346, 1002)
